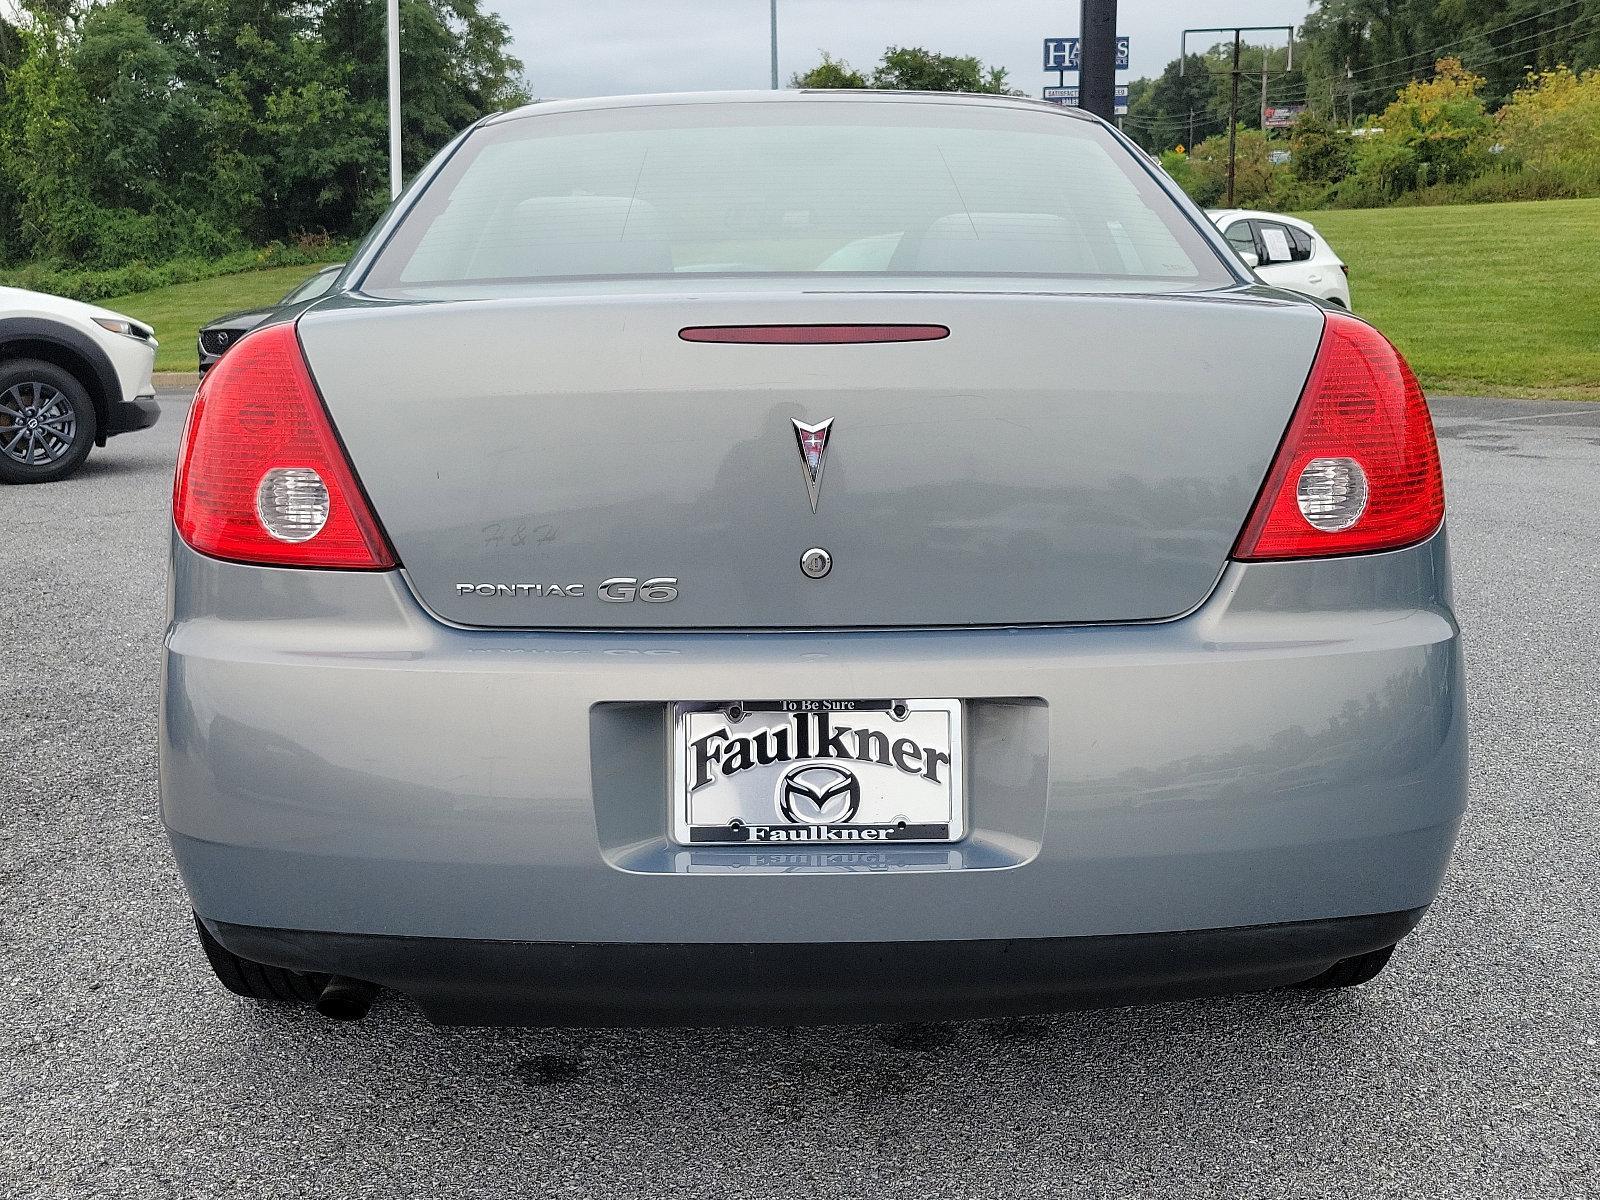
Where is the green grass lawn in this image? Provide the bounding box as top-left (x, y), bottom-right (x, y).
top-left (1298, 198), bottom-right (1600, 400)
top-left (103, 263), bottom-right (337, 373)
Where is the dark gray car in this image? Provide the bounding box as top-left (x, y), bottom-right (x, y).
top-left (162, 91), bottom-right (1464, 1026)
top-left (195, 263), bottom-right (342, 376)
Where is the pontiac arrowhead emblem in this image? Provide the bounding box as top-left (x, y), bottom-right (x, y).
top-left (791, 418), bottom-right (834, 513)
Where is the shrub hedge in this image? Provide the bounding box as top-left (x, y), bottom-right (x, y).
top-left (0, 237), bottom-right (352, 304)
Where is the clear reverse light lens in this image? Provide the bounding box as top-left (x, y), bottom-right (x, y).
top-left (1296, 456), bottom-right (1369, 532)
top-left (256, 467), bottom-right (330, 542)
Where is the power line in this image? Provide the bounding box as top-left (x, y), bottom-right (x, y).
top-left (1132, 8), bottom-right (1600, 145)
top-left (1271, 12), bottom-right (1600, 107)
top-left (1268, 10), bottom-right (1600, 109)
top-left (1140, 3), bottom-right (1589, 110)
top-left (1178, 25), bottom-right (1295, 204)
top-left (1338, 0), bottom-right (1584, 83)
top-left (1291, 6), bottom-right (1596, 99)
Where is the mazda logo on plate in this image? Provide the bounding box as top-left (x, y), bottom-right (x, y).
top-left (777, 763), bottom-right (861, 826)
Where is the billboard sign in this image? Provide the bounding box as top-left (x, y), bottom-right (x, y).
top-left (1043, 85), bottom-right (1129, 116)
top-left (1043, 37), bottom-right (1130, 72)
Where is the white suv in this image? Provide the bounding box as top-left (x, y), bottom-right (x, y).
top-left (0, 287), bottom-right (159, 483)
top-left (1209, 210), bottom-right (1352, 310)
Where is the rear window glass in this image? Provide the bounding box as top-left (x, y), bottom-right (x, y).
top-left (365, 100), bottom-right (1230, 291)
top-left (280, 267), bottom-right (340, 305)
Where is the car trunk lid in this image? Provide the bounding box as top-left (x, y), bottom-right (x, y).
top-left (298, 288), bottom-right (1323, 629)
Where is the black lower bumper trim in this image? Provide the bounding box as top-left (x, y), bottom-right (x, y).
top-left (205, 909), bottom-right (1426, 1027)
top-left (105, 394), bottom-right (160, 437)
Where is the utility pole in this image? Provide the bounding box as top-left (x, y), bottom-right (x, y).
top-left (1226, 34), bottom-right (1241, 206)
top-left (769, 0), bottom-right (779, 89)
top-left (1181, 25), bottom-right (1294, 208)
top-left (387, 0), bottom-right (401, 198)
top-left (1260, 56), bottom-right (1269, 131)
top-left (1079, 0), bottom-right (1117, 121)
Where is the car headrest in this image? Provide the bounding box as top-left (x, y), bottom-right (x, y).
top-left (903, 212), bottom-right (1098, 274)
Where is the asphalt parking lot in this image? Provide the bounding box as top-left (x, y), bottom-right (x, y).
top-left (2, 391), bottom-right (1597, 1199)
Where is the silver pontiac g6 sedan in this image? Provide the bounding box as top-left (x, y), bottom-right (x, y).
top-left (162, 91), bottom-right (1464, 1025)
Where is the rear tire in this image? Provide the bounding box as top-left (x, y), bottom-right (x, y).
top-left (0, 359), bottom-right (97, 484)
top-left (1296, 943), bottom-right (1395, 989)
top-left (193, 915), bottom-right (327, 1005)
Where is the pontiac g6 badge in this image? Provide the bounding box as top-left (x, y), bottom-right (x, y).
top-left (791, 418), bottom-right (834, 512)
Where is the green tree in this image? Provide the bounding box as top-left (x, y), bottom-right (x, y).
top-left (790, 51), bottom-right (867, 89)
top-left (73, 7), bottom-right (179, 216)
top-left (0, 15), bottom-right (22, 77)
top-left (0, 0), bottom-right (530, 267)
top-left (1125, 43), bottom-right (1302, 153)
top-left (1496, 65), bottom-right (1600, 172)
top-left (317, 0), bottom-right (528, 227)
top-left (121, 0), bottom-right (322, 244)
top-left (0, 14), bottom-right (25, 264)
top-left (794, 45), bottom-right (1019, 94)
top-left (0, 14), bottom-right (96, 262)
top-left (1351, 57), bottom-right (1492, 193)
top-left (1125, 53), bottom-right (1215, 151)
top-left (871, 45), bottom-right (1019, 94)
top-left (1186, 127), bottom-right (1278, 207)
top-left (1297, 0), bottom-right (1600, 118)
top-left (1289, 110), bottom-right (1352, 182)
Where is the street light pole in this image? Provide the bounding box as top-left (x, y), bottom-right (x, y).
top-left (770, 0), bottom-right (779, 89)
top-left (387, 0), bottom-right (401, 198)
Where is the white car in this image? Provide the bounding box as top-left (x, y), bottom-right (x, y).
top-left (0, 287), bottom-right (159, 483)
top-left (1208, 209), bottom-right (1351, 310)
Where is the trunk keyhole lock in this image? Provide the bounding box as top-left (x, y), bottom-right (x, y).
top-left (800, 547), bottom-right (832, 580)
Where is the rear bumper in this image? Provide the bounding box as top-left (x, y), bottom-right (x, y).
top-left (105, 393), bottom-right (160, 437)
top-left (206, 908), bottom-right (1426, 1025)
top-left (164, 530), bottom-right (1466, 975)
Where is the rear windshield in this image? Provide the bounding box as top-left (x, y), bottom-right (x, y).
top-left (364, 99), bottom-right (1231, 291)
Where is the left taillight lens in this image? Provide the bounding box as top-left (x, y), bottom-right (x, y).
top-left (1233, 311), bottom-right (1443, 561)
top-left (173, 322), bottom-right (396, 569)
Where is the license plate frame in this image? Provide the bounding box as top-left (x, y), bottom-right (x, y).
top-left (670, 699), bottom-right (964, 846)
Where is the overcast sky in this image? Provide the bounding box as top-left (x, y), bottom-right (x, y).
top-left (498, 0), bottom-right (1313, 98)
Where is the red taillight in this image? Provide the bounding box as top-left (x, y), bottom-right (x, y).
top-left (1233, 312), bottom-right (1443, 561)
top-left (173, 322), bottom-right (395, 569)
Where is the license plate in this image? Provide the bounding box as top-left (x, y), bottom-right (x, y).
top-left (671, 699), bottom-right (964, 845)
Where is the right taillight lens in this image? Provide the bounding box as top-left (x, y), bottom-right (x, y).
top-left (1233, 311), bottom-right (1443, 561)
top-left (173, 322), bottom-right (395, 570)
